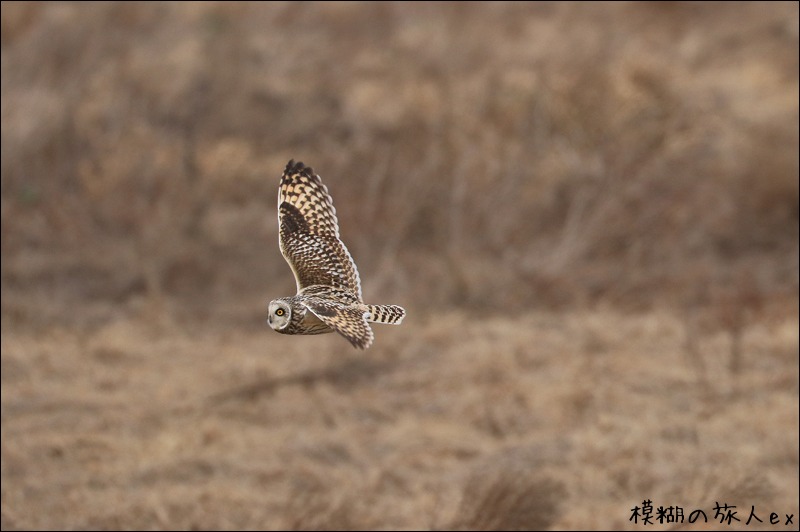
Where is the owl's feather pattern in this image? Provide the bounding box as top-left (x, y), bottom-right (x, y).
top-left (278, 161), bottom-right (362, 298)
top-left (301, 297), bottom-right (374, 350)
top-left (270, 160), bottom-right (405, 349)
top-left (365, 304), bottom-right (406, 325)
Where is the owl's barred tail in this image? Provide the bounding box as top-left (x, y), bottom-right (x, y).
top-left (365, 304), bottom-right (406, 325)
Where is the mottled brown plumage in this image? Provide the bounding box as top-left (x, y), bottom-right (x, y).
top-left (268, 160), bottom-right (405, 349)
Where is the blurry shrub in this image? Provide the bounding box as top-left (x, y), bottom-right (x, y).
top-left (2, 2), bottom-right (797, 312)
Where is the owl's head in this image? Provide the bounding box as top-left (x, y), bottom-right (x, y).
top-left (268, 299), bottom-right (292, 331)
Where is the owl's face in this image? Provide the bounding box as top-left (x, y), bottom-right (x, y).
top-left (268, 299), bottom-right (292, 331)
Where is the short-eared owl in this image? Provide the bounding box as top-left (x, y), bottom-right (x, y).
top-left (268, 160), bottom-right (405, 349)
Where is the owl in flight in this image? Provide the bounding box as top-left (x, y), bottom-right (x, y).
top-left (268, 160), bottom-right (405, 349)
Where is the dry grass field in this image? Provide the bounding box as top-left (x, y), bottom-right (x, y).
top-left (2, 2), bottom-right (798, 530)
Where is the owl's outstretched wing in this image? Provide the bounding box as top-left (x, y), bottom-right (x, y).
top-left (301, 298), bottom-right (374, 350)
top-left (278, 160), bottom-right (363, 298)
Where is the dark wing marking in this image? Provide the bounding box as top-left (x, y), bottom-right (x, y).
top-left (278, 160), bottom-right (363, 298)
top-left (302, 298), bottom-right (374, 350)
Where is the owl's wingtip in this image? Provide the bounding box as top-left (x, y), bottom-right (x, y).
top-left (285, 159), bottom-right (315, 177)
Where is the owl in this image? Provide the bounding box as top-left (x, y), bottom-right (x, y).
top-left (268, 160), bottom-right (405, 349)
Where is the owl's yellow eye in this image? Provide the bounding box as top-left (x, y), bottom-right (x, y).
top-left (275, 308), bottom-right (285, 317)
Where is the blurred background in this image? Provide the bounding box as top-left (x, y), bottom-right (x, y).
top-left (2, 2), bottom-right (797, 530)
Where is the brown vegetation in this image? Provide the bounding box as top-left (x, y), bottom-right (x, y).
top-left (2, 2), bottom-right (797, 529)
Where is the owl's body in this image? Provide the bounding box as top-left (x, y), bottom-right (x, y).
top-left (268, 160), bottom-right (405, 349)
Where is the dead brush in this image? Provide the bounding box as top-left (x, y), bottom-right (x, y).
top-left (682, 267), bottom-right (766, 398)
top-left (450, 466), bottom-right (565, 531)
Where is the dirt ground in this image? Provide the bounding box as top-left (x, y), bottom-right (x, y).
top-left (2, 2), bottom-right (798, 530)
